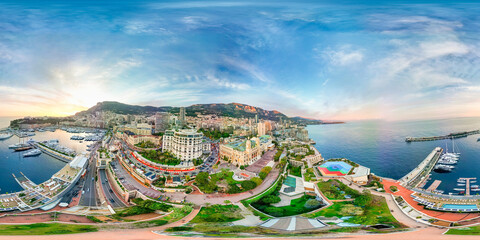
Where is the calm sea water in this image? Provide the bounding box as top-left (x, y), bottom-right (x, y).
top-left (308, 117), bottom-right (480, 193)
top-left (0, 117), bottom-right (90, 194)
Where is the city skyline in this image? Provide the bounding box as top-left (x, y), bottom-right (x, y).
top-left (1, 0), bottom-right (480, 121)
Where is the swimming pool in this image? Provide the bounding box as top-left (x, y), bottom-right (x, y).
top-left (442, 204), bottom-right (478, 210)
top-left (284, 176), bottom-right (297, 188)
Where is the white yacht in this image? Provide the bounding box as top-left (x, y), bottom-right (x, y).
top-left (0, 133), bottom-right (13, 140)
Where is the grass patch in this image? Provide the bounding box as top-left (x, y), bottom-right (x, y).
top-left (113, 198), bottom-right (172, 218)
top-left (0, 223), bottom-right (97, 235)
top-left (252, 194), bottom-right (321, 217)
top-left (133, 205), bottom-right (193, 228)
top-left (191, 204), bottom-right (244, 223)
top-left (446, 226), bottom-right (480, 235)
top-left (316, 179), bottom-right (360, 200)
top-left (304, 192), bottom-right (404, 228)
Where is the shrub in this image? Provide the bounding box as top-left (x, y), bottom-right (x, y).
top-left (251, 177), bottom-right (263, 186)
top-left (241, 180), bottom-right (257, 191)
top-left (390, 185), bottom-right (398, 192)
top-left (304, 199), bottom-right (322, 209)
top-left (265, 207), bottom-right (284, 217)
top-left (227, 184), bottom-right (242, 194)
top-left (261, 195), bottom-right (281, 204)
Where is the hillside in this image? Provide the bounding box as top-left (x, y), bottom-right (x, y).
top-left (74, 101), bottom-right (324, 124)
top-left (75, 101), bottom-right (172, 116)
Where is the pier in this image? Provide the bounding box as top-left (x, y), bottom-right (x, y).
top-left (35, 143), bottom-right (73, 163)
top-left (426, 180), bottom-right (442, 192)
top-left (400, 147), bottom-right (443, 188)
top-left (405, 129), bottom-right (480, 142)
top-left (459, 177), bottom-right (477, 196)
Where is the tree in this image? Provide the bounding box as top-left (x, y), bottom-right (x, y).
top-left (353, 191), bottom-right (373, 207)
top-left (265, 207), bottom-right (284, 217)
top-left (195, 172), bottom-right (210, 186)
top-left (259, 166), bottom-right (272, 180)
top-left (227, 184), bottom-right (241, 194)
top-left (241, 180), bottom-right (257, 190)
top-left (261, 195), bottom-right (281, 204)
top-left (251, 177), bottom-right (263, 186)
top-left (304, 199), bottom-right (322, 209)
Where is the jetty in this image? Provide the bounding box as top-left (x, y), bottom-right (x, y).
top-left (459, 177), bottom-right (477, 196)
top-left (426, 180), bottom-right (442, 192)
top-left (405, 129), bottom-right (480, 142)
top-left (399, 147), bottom-right (443, 188)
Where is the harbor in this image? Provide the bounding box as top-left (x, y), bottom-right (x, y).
top-left (405, 129), bottom-right (480, 142)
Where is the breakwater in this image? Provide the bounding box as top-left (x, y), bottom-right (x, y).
top-left (405, 130), bottom-right (480, 142)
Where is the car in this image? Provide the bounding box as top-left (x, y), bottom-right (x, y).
top-left (110, 198), bottom-right (115, 203)
top-left (109, 189), bottom-right (113, 193)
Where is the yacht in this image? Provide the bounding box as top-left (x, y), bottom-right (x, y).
top-left (23, 149), bottom-right (42, 157)
top-left (0, 133), bottom-right (13, 140)
top-left (434, 165), bottom-right (454, 173)
top-left (8, 143), bottom-right (30, 149)
top-left (454, 188), bottom-right (465, 191)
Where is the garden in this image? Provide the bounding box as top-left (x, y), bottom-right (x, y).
top-left (304, 181), bottom-right (404, 228)
top-left (139, 150), bottom-right (181, 165)
top-left (113, 198), bottom-right (172, 218)
top-left (249, 178), bottom-right (323, 217)
top-left (316, 179), bottom-right (360, 200)
top-left (190, 204), bottom-right (244, 223)
top-left (135, 141), bottom-right (157, 149)
top-left (194, 169), bottom-right (261, 194)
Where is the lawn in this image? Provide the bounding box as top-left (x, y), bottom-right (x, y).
top-left (0, 223), bottom-right (97, 235)
top-left (190, 204), bottom-right (244, 223)
top-left (114, 198), bottom-right (172, 218)
top-left (133, 205), bottom-right (193, 228)
top-left (446, 226), bottom-right (480, 235)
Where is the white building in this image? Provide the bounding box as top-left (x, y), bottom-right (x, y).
top-left (162, 129), bottom-right (204, 161)
top-left (257, 122), bottom-right (266, 136)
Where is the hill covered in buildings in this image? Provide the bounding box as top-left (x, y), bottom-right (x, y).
top-left (11, 101), bottom-right (328, 127)
top-left (76, 101), bottom-right (324, 124)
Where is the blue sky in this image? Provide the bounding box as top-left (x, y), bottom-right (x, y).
top-left (0, 0), bottom-right (479, 120)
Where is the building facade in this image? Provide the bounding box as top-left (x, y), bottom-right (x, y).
top-left (155, 112), bottom-right (170, 133)
top-left (162, 129), bottom-right (204, 161)
top-left (220, 135), bottom-right (272, 166)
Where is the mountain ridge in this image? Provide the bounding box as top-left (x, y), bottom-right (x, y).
top-left (75, 101), bottom-right (326, 124)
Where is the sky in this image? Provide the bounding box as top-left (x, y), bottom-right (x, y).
top-left (1, 0), bottom-right (480, 121)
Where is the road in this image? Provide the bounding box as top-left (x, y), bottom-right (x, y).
top-left (110, 160), bottom-right (162, 199)
top-left (78, 143), bottom-right (100, 207)
top-left (98, 169), bottom-right (126, 208)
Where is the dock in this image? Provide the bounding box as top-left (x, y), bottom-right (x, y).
top-left (459, 177), bottom-right (477, 196)
top-left (405, 129), bottom-right (480, 142)
top-left (426, 180), bottom-right (442, 192)
top-left (399, 147), bottom-right (443, 188)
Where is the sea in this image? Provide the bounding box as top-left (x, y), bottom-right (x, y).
top-left (307, 117), bottom-right (480, 194)
top-left (0, 117), bottom-right (89, 194)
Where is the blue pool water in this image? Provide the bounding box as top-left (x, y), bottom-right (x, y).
top-left (284, 176), bottom-right (297, 188)
top-left (337, 222), bottom-right (362, 227)
top-left (442, 204), bottom-right (478, 210)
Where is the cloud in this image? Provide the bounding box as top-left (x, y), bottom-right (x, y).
top-left (322, 46), bottom-right (364, 66)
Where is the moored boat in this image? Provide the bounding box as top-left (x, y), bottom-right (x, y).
top-left (23, 149), bottom-right (42, 157)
